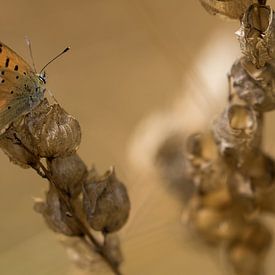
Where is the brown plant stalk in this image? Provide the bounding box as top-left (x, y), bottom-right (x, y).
top-left (0, 99), bottom-right (130, 275)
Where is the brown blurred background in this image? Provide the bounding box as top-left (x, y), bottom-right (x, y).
top-left (1, 1), bottom-right (275, 275)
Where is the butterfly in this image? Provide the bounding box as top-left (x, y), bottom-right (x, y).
top-left (0, 41), bottom-right (69, 131)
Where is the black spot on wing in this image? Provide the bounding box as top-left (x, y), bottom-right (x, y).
top-left (14, 65), bottom-right (18, 71)
top-left (5, 58), bottom-right (9, 68)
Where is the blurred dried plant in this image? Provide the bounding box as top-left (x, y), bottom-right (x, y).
top-left (153, 0), bottom-right (275, 274)
top-left (0, 98), bottom-right (130, 275)
top-left (199, 0), bottom-right (257, 19)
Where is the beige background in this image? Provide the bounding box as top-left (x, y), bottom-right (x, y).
top-left (1, 1), bottom-right (275, 275)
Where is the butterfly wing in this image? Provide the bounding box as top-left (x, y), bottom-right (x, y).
top-left (0, 42), bottom-right (44, 130)
top-left (0, 68), bottom-right (42, 130)
top-left (0, 41), bottom-right (34, 75)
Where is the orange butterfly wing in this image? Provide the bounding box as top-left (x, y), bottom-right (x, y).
top-left (0, 41), bottom-right (34, 76)
top-left (0, 42), bottom-right (43, 130)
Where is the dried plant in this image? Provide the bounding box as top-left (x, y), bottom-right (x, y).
top-left (153, 0), bottom-right (275, 274)
top-left (0, 98), bottom-right (130, 275)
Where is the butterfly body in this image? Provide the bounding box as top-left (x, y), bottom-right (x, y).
top-left (0, 42), bottom-right (46, 131)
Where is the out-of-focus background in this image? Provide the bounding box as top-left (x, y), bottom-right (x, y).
top-left (1, 1), bottom-right (275, 275)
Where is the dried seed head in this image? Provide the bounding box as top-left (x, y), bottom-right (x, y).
top-left (34, 186), bottom-right (83, 236)
top-left (199, 0), bottom-right (256, 20)
top-left (47, 153), bottom-right (88, 198)
top-left (227, 243), bottom-right (265, 275)
top-left (227, 222), bottom-right (271, 275)
top-left (213, 105), bottom-right (262, 167)
top-left (0, 126), bottom-right (36, 168)
top-left (21, 99), bottom-right (81, 158)
top-left (83, 167), bottom-right (130, 233)
top-left (185, 133), bottom-right (225, 193)
top-left (155, 134), bottom-right (195, 201)
top-left (236, 4), bottom-right (275, 67)
top-left (229, 58), bottom-right (275, 112)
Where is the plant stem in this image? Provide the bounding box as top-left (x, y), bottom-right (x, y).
top-left (15, 135), bottom-right (122, 275)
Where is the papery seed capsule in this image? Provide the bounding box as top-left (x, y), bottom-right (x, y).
top-left (34, 186), bottom-right (83, 236)
top-left (236, 3), bottom-right (275, 67)
top-left (0, 126), bottom-right (36, 168)
top-left (227, 243), bottom-right (264, 275)
top-left (199, 0), bottom-right (255, 20)
top-left (21, 99), bottom-right (81, 158)
top-left (83, 167), bottom-right (130, 233)
top-left (47, 153), bottom-right (87, 198)
top-left (229, 58), bottom-right (275, 112)
top-left (212, 104), bottom-right (261, 166)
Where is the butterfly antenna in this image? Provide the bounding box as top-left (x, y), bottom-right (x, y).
top-left (25, 36), bottom-right (38, 73)
top-left (40, 47), bottom-right (70, 73)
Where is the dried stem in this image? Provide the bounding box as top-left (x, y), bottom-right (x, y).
top-left (15, 134), bottom-right (123, 275)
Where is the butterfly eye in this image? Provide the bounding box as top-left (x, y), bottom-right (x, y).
top-left (38, 74), bottom-right (46, 84)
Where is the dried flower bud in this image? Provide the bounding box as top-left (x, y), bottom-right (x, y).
top-left (155, 134), bottom-right (195, 201)
top-left (47, 153), bottom-right (87, 198)
top-left (199, 0), bottom-right (255, 20)
top-left (20, 99), bottom-right (81, 158)
top-left (213, 105), bottom-right (262, 167)
top-left (34, 186), bottom-right (83, 236)
top-left (229, 58), bottom-right (275, 112)
top-left (227, 243), bottom-right (264, 275)
top-left (236, 3), bottom-right (275, 67)
top-left (227, 222), bottom-right (271, 275)
top-left (185, 133), bottom-right (225, 193)
top-left (0, 126), bottom-right (36, 168)
top-left (83, 167), bottom-right (130, 233)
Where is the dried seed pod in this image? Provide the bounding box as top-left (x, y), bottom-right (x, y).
top-left (186, 203), bottom-right (244, 244)
top-left (229, 58), bottom-right (275, 112)
top-left (0, 126), bottom-right (37, 168)
top-left (83, 167), bottom-right (130, 233)
top-left (20, 99), bottom-right (81, 158)
top-left (199, 0), bottom-right (255, 20)
top-left (238, 222), bottom-right (272, 252)
top-left (227, 243), bottom-right (265, 275)
top-left (236, 3), bottom-right (275, 67)
top-left (34, 186), bottom-right (83, 236)
top-left (185, 133), bottom-right (228, 193)
top-left (212, 104), bottom-right (262, 167)
top-left (47, 153), bottom-right (87, 198)
top-left (155, 134), bottom-right (195, 201)
top-left (227, 222), bottom-right (271, 275)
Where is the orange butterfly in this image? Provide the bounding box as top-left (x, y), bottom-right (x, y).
top-left (0, 41), bottom-right (69, 131)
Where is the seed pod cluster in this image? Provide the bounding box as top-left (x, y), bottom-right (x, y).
top-left (184, 2), bottom-right (275, 274)
top-left (0, 97), bottom-right (130, 273)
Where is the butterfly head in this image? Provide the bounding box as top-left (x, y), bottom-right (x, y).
top-left (37, 71), bottom-right (47, 85)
